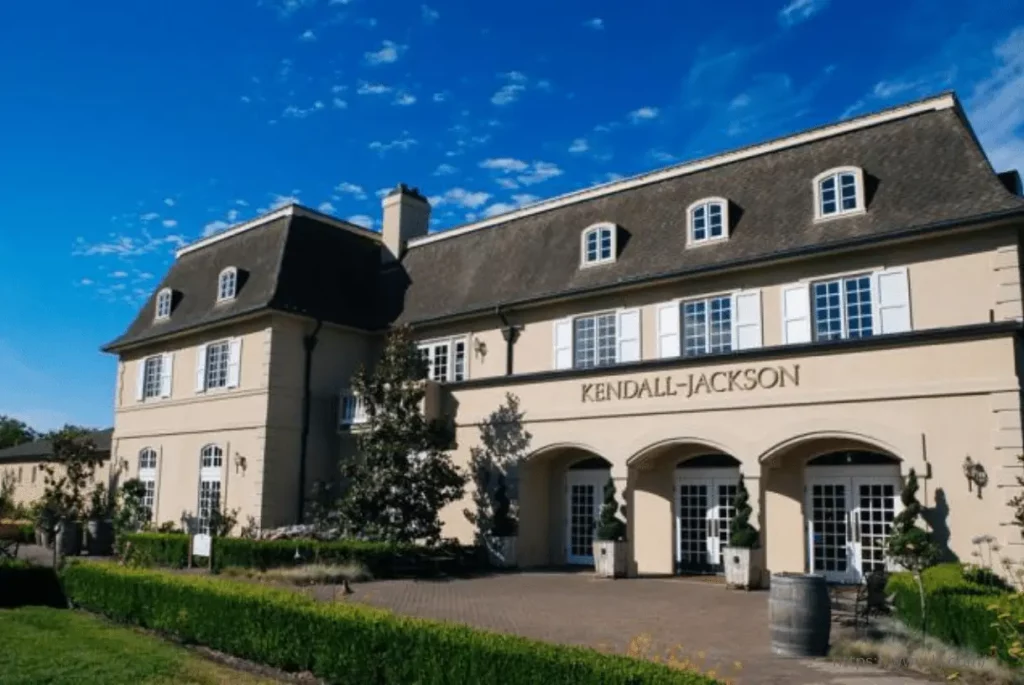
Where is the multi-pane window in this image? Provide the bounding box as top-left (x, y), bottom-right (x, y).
top-left (813, 274), bottom-right (873, 341)
top-left (690, 201), bottom-right (725, 243)
top-left (197, 445), bottom-right (223, 536)
top-left (582, 225), bottom-right (614, 265)
top-left (138, 448), bottom-right (158, 522)
top-left (142, 355), bottom-right (163, 399)
top-left (155, 289), bottom-right (172, 319)
top-left (682, 296), bottom-right (732, 356)
top-left (204, 341), bottom-right (230, 389)
top-left (218, 268), bottom-right (237, 301)
top-left (417, 338), bottom-right (467, 382)
top-left (574, 313), bottom-right (616, 368)
top-left (819, 172), bottom-right (859, 217)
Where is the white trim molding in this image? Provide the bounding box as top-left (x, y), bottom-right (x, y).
top-left (686, 197), bottom-right (730, 246)
top-left (579, 222), bottom-right (617, 267)
top-left (813, 166), bottom-right (866, 221)
top-left (217, 266), bottom-right (238, 302)
top-left (154, 288), bottom-right (172, 321)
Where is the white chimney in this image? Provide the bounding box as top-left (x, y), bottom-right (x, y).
top-left (381, 183), bottom-right (430, 262)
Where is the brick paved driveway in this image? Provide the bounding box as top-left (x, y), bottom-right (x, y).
top-left (341, 571), bottom-right (932, 685)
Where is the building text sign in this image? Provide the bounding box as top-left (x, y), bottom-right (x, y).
top-left (580, 364), bottom-right (800, 403)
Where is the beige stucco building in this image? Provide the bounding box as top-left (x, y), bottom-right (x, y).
top-left (95, 92), bottom-right (1024, 583)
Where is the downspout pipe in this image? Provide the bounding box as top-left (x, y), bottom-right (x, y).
top-left (495, 306), bottom-right (520, 376)
top-left (296, 319), bottom-right (323, 523)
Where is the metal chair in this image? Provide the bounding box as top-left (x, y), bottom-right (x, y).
top-left (854, 568), bottom-right (890, 631)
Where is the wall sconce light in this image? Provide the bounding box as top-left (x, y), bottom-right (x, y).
top-left (234, 453), bottom-right (247, 474)
top-left (474, 338), bottom-right (487, 359)
top-left (962, 456), bottom-right (988, 499)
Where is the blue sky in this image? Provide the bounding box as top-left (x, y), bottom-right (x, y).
top-left (0, 0), bottom-right (1022, 431)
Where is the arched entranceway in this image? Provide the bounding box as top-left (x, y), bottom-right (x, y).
top-left (804, 450), bottom-right (901, 583)
top-left (675, 454), bottom-right (742, 574)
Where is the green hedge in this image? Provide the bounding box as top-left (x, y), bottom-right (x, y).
top-left (887, 563), bottom-right (1023, 663)
top-left (0, 560), bottom-right (66, 608)
top-left (117, 533), bottom-right (484, 577)
top-left (61, 562), bottom-right (719, 685)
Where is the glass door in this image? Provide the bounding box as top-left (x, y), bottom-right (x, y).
top-left (675, 468), bottom-right (741, 573)
top-left (566, 471), bottom-right (605, 565)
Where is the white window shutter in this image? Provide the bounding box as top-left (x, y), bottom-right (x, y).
top-left (135, 360), bottom-right (146, 401)
top-left (616, 308), bottom-right (641, 363)
top-left (160, 353), bottom-right (173, 398)
top-left (873, 267), bottom-right (911, 334)
top-left (227, 337), bottom-right (242, 388)
top-left (553, 318), bottom-right (573, 370)
top-left (781, 283), bottom-right (812, 344)
top-left (731, 290), bottom-right (763, 350)
top-left (656, 301), bottom-right (680, 358)
top-left (195, 343), bottom-right (208, 393)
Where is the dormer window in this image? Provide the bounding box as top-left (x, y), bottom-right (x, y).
top-left (687, 198), bottom-right (729, 245)
top-left (580, 223), bottom-right (616, 267)
top-left (155, 288), bottom-right (172, 320)
top-left (814, 166), bottom-right (865, 220)
top-left (217, 267), bottom-right (238, 302)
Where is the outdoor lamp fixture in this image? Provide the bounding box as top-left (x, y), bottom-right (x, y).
top-left (962, 456), bottom-right (989, 499)
top-left (474, 338), bottom-right (487, 359)
top-left (234, 453), bottom-right (246, 474)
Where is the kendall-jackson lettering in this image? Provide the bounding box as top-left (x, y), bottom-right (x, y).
top-left (581, 365), bottom-right (800, 403)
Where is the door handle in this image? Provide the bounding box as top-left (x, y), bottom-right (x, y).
top-left (852, 511), bottom-right (861, 543)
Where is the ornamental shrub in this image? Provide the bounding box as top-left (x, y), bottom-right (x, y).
top-left (61, 562), bottom-right (721, 685)
top-left (728, 475), bottom-right (758, 548)
top-left (595, 476), bottom-right (626, 542)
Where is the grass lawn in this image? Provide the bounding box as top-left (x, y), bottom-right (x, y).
top-left (0, 606), bottom-right (285, 685)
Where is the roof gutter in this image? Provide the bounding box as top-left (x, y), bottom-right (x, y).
top-left (406, 206), bottom-right (1024, 329)
top-left (296, 318), bottom-right (323, 524)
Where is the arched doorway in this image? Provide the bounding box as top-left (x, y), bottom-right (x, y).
top-left (566, 456), bottom-right (612, 565)
top-left (805, 450), bottom-right (901, 583)
top-left (675, 454), bottom-right (742, 574)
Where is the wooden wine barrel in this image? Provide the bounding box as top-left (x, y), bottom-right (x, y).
top-left (769, 572), bottom-right (831, 657)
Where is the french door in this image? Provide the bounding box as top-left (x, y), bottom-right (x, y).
top-left (675, 468), bottom-right (740, 573)
top-left (806, 467), bottom-right (901, 583)
top-left (565, 470), bottom-right (608, 565)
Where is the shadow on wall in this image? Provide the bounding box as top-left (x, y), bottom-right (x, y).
top-left (923, 487), bottom-right (958, 563)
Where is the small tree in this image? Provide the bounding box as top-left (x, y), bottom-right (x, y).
top-left (1007, 454), bottom-right (1024, 537)
top-left (886, 469), bottom-right (939, 632)
top-left (595, 476), bottom-right (627, 542)
top-left (335, 326), bottom-right (466, 544)
top-left (87, 482), bottom-right (115, 521)
top-left (0, 470), bottom-right (15, 520)
top-left (728, 475), bottom-right (759, 548)
top-left (0, 415), bottom-right (35, 450)
top-left (113, 478), bottom-right (150, 535)
top-left (491, 475), bottom-right (517, 537)
top-left (40, 426), bottom-right (103, 523)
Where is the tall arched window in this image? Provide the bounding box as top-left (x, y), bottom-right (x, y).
top-left (217, 267), bottom-right (238, 302)
top-left (138, 447), bottom-right (158, 521)
top-left (814, 166), bottom-right (865, 219)
top-left (580, 223), bottom-right (616, 266)
top-left (198, 444), bottom-right (223, 535)
top-left (155, 288), bottom-right (173, 320)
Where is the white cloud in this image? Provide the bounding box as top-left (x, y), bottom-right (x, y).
top-left (433, 163), bottom-right (458, 175)
top-left (235, 199), bottom-right (249, 207)
top-left (283, 100), bottom-right (325, 118)
top-left (299, 29), bottom-right (316, 41)
top-left (365, 40), bottom-right (404, 65)
top-left (517, 161), bottom-right (563, 185)
top-left (649, 149), bottom-right (677, 163)
top-left (428, 188), bottom-right (492, 209)
top-left (511, 193), bottom-right (539, 205)
top-left (203, 220), bottom-right (231, 237)
top-left (332, 97), bottom-right (348, 109)
top-left (729, 93), bottom-right (752, 110)
top-left (331, 84), bottom-right (347, 93)
top-left (79, 278), bottom-right (94, 286)
top-left (368, 135), bottom-right (417, 153)
top-left (162, 219), bottom-right (177, 228)
top-left (110, 271), bottom-right (128, 278)
top-left (240, 95), bottom-right (252, 104)
top-left (347, 214), bottom-right (375, 228)
top-left (871, 79), bottom-right (927, 99)
top-left (334, 182), bottom-right (366, 199)
top-left (479, 157), bottom-right (529, 172)
top-left (73, 232), bottom-right (186, 257)
top-left (264, 0), bottom-right (316, 18)
top-left (318, 201), bottom-right (336, 213)
top-left (583, 18), bottom-right (603, 30)
top-left (357, 82), bottom-right (392, 95)
top-left (778, 0), bottom-right (829, 27)
top-left (163, 198), bottom-right (175, 207)
top-left (375, 187), bottom-right (391, 198)
top-left (495, 177), bottom-right (519, 190)
top-left (568, 138), bottom-right (589, 153)
top-left (357, 17), bottom-right (377, 28)
top-left (227, 209), bottom-right (239, 222)
top-left (490, 71), bottom-right (531, 106)
top-left (140, 211), bottom-right (160, 221)
top-left (480, 157), bottom-right (562, 186)
top-left (421, 4), bottom-right (439, 23)
top-left (967, 27), bottom-right (1024, 173)
top-left (393, 92), bottom-right (416, 106)
top-left (629, 106), bottom-right (659, 123)
top-left (432, 92), bottom-right (447, 102)
top-left (481, 193), bottom-right (539, 218)
top-left (271, 193), bottom-right (301, 209)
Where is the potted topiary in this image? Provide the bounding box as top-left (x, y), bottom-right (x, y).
top-left (85, 482), bottom-right (115, 555)
top-left (593, 476), bottom-right (628, 578)
top-left (489, 474), bottom-right (518, 568)
top-left (723, 474), bottom-right (763, 590)
top-left (31, 496), bottom-right (58, 548)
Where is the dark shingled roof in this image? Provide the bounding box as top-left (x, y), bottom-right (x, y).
top-left (393, 105), bottom-right (1024, 324)
top-left (103, 213), bottom-right (386, 351)
top-left (0, 428), bottom-right (113, 463)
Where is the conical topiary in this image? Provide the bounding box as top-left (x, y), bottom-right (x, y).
top-left (595, 476), bottom-right (627, 541)
top-left (728, 474), bottom-right (759, 548)
top-left (490, 474), bottom-right (517, 537)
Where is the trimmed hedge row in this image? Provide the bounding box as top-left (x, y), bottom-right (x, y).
top-left (0, 560), bottom-right (65, 608)
top-left (117, 533), bottom-right (484, 577)
top-left (887, 563), bottom-right (1023, 663)
top-left (61, 562), bottom-right (720, 685)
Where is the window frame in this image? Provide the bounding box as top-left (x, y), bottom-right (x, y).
top-left (809, 271), bottom-right (875, 342)
top-left (579, 222), bottom-right (617, 268)
top-left (155, 288), bottom-right (173, 320)
top-left (203, 339), bottom-right (231, 390)
top-left (686, 197), bottom-right (730, 246)
top-left (217, 267), bottom-right (238, 303)
top-left (197, 444), bottom-right (223, 536)
top-left (138, 447), bottom-right (158, 520)
top-left (572, 309), bottom-right (618, 369)
top-left (141, 355), bottom-right (164, 400)
top-left (813, 166), bottom-right (865, 221)
top-left (680, 293), bottom-right (734, 357)
top-left (416, 336), bottom-right (469, 382)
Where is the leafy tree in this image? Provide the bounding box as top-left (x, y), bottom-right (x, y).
top-left (335, 326), bottom-right (466, 544)
top-left (595, 476), bottom-right (627, 542)
top-left (113, 478), bottom-right (150, 535)
top-left (886, 469), bottom-right (939, 632)
top-left (0, 470), bottom-right (15, 520)
top-left (728, 475), bottom-right (759, 548)
top-left (0, 415), bottom-right (35, 450)
top-left (1007, 454), bottom-right (1024, 538)
top-left (40, 426), bottom-right (103, 522)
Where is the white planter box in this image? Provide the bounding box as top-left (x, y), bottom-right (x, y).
top-left (723, 546), bottom-right (764, 590)
top-left (593, 540), bottom-right (627, 578)
top-left (488, 536), bottom-right (518, 568)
